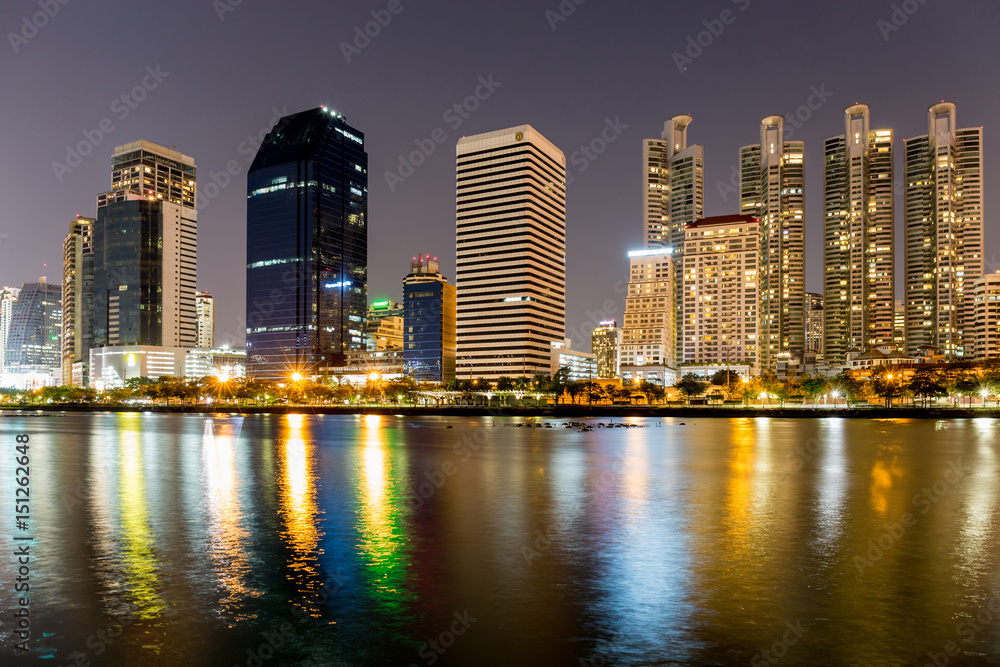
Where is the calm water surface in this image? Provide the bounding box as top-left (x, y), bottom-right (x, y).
top-left (1, 413), bottom-right (1000, 666)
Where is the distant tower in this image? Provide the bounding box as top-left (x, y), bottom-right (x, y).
top-left (904, 102), bottom-right (984, 357)
top-left (455, 125), bottom-right (565, 380)
top-left (5, 278), bottom-right (62, 383)
top-left (403, 255), bottom-right (456, 382)
top-left (195, 291), bottom-right (215, 348)
top-left (246, 107), bottom-right (368, 379)
top-left (0, 286), bottom-right (22, 377)
top-left (62, 216), bottom-right (94, 385)
top-left (620, 249), bottom-right (678, 385)
top-left (740, 116), bottom-right (806, 371)
top-left (590, 320), bottom-right (622, 378)
top-left (823, 104), bottom-right (894, 362)
top-left (805, 292), bottom-right (825, 361)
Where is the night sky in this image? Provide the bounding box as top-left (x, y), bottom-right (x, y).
top-left (1, 0), bottom-right (997, 349)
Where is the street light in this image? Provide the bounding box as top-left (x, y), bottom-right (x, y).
top-left (831, 389), bottom-right (840, 408)
top-left (291, 372), bottom-right (303, 383)
top-left (760, 391), bottom-right (767, 409)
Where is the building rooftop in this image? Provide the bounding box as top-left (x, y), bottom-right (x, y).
top-left (686, 214), bottom-right (759, 229)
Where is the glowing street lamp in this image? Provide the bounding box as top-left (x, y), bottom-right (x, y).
top-left (291, 372), bottom-right (303, 383)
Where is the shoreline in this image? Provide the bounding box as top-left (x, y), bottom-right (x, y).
top-left (1, 404), bottom-right (997, 418)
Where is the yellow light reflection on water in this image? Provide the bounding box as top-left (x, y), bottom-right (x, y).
top-left (118, 414), bottom-right (165, 620)
top-left (356, 415), bottom-right (410, 614)
top-left (277, 414), bottom-right (321, 617)
top-left (203, 419), bottom-right (259, 621)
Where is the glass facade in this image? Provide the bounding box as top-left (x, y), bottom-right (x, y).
top-left (5, 281), bottom-right (62, 374)
top-left (404, 280), bottom-right (456, 383)
top-left (246, 108), bottom-right (368, 379)
top-left (92, 199), bottom-right (165, 348)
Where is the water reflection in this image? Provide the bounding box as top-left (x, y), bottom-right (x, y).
top-left (203, 419), bottom-right (258, 622)
top-left (277, 413), bottom-right (322, 618)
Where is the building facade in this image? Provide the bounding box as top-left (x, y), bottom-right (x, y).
top-left (620, 249), bottom-right (677, 385)
top-left (455, 125), bottom-right (566, 380)
top-left (823, 105), bottom-right (895, 362)
top-left (62, 217), bottom-right (94, 385)
top-left (4, 278), bottom-right (62, 387)
top-left (682, 215), bottom-right (759, 371)
top-left (805, 292), bottom-right (825, 361)
top-left (246, 107), bottom-right (368, 379)
top-left (642, 115), bottom-right (705, 250)
top-left (904, 102), bottom-right (984, 358)
top-left (550, 340), bottom-right (597, 381)
top-left (403, 255), bottom-right (456, 383)
top-left (591, 320), bottom-right (622, 378)
top-left (366, 300), bottom-right (404, 351)
top-left (0, 287), bottom-right (21, 378)
top-left (973, 273), bottom-right (1000, 360)
top-left (195, 291), bottom-right (215, 348)
top-left (740, 115), bottom-right (806, 371)
top-left (92, 141), bottom-right (198, 351)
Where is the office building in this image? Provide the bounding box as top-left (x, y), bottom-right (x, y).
top-left (195, 291), bottom-right (215, 348)
top-left (591, 320), bottom-right (622, 378)
top-left (4, 278), bottom-right (62, 388)
top-left (92, 141), bottom-right (198, 351)
top-left (973, 273), bottom-right (1000, 360)
top-left (550, 339), bottom-right (597, 381)
top-left (366, 299), bottom-right (404, 351)
top-left (740, 115), bottom-right (806, 370)
top-left (90, 345), bottom-right (247, 389)
top-left (823, 105), bottom-right (895, 362)
top-left (246, 107), bottom-right (368, 379)
top-left (805, 292), bottom-right (825, 361)
top-left (455, 125), bottom-right (566, 380)
top-left (62, 217), bottom-right (94, 385)
top-left (904, 102), bottom-right (984, 357)
top-left (403, 255), bottom-right (456, 383)
top-left (893, 299), bottom-right (906, 352)
top-left (0, 287), bottom-right (21, 377)
top-left (620, 249), bottom-right (677, 385)
top-left (682, 215), bottom-right (760, 371)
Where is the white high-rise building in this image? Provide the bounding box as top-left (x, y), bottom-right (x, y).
top-left (620, 249), bottom-right (678, 385)
top-left (455, 125), bottom-right (566, 380)
top-left (740, 116), bottom-right (806, 371)
top-left (823, 104), bottom-right (895, 362)
top-left (904, 102), bottom-right (984, 357)
top-left (682, 215), bottom-right (759, 371)
top-left (973, 273), bottom-right (1000, 360)
top-left (0, 287), bottom-right (21, 377)
top-left (642, 115), bottom-right (704, 250)
top-left (196, 291), bottom-right (215, 348)
top-left (62, 216), bottom-right (94, 385)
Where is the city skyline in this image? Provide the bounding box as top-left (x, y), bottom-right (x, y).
top-left (3, 1), bottom-right (998, 351)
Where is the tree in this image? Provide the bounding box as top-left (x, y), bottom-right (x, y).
top-left (566, 381), bottom-right (583, 405)
top-left (639, 380), bottom-right (665, 405)
top-left (800, 376), bottom-right (829, 405)
top-left (612, 385), bottom-right (634, 404)
top-left (870, 367), bottom-right (904, 407)
top-left (496, 376), bottom-right (515, 391)
top-left (675, 374), bottom-right (707, 404)
top-left (830, 372), bottom-right (863, 407)
top-left (549, 367), bottom-right (570, 404)
top-left (906, 368), bottom-right (946, 408)
top-left (952, 370), bottom-right (981, 408)
top-left (710, 369), bottom-right (741, 393)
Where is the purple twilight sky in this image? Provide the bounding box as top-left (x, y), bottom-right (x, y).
top-left (1, 0), bottom-right (998, 349)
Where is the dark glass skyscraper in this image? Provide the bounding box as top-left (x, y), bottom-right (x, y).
top-left (403, 256), bottom-right (455, 383)
top-left (5, 279), bottom-right (62, 377)
top-left (246, 107), bottom-right (368, 379)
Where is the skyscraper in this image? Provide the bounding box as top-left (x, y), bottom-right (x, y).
top-left (620, 249), bottom-right (678, 385)
top-left (403, 255), bottom-right (456, 383)
top-left (641, 115), bottom-right (704, 250)
top-left (823, 104), bottom-right (894, 362)
top-left (195, 291), bottom-right (215, 348)
top-left (682, 215), bottom-right (759, 371)
top-left (740, 116), bottom-right (806, 371)
top-left (92, 141), bottom-right (198, 350)
top-left (904, 102), bottom-right (984, 357)
top-left (62, 216), bottom-right (94, 385)
top-left (590, 320), bottom-right (622, 379)
top-left (455, 125), bottom-right (566, 380)
top-left (246, 107), bottom-right (368, 379)
top-left (973, 273), bottom-right (1000, 360)
top-left (0, 287), bottom-right (21, 378)
top-left (5, 278), bottom-right (62, 385)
